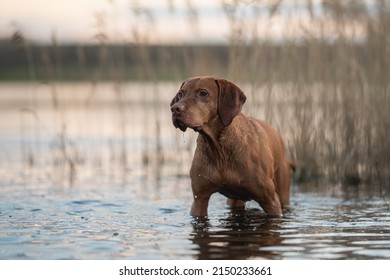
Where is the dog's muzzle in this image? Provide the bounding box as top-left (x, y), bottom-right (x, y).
top-left (171, 103), bottom-right (188, 132)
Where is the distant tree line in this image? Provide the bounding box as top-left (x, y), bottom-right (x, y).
top-left (0, 39), bottom-right (385, 85)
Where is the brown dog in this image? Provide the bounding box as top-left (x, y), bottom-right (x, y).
top-left (170, 76), bottom-right (292, 217)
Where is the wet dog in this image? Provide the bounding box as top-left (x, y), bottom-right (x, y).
top-left (170, 76), bottom-right (293, 217)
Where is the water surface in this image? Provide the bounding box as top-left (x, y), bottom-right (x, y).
top-left (0, 82), bottom-right (389, 259)
top-left (1, 180), bottom-right (389, 259)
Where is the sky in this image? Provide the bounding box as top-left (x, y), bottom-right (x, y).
top-left (0, 0), bottom-right (308, 44)
top-left (0, 0), bottom-right (229, 44)
top-left (0, 0), bottom-right (370, 45)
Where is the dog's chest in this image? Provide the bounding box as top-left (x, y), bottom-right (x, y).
top-left (197, 150), bottom-right (251, 192)
top-left (199, 168), bottom-right (250, 201)
top-left (192, 130), bottom-right (264, 199)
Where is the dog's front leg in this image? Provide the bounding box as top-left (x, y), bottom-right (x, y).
top-left (255, 178), bottom-right (283, 216)
top-left (190, 194), bottom-right (210, 217)
top-left (189, 164), bottom-right (216, 217)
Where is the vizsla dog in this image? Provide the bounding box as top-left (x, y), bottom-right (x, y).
top-left (170, 76), bottom-right (292, 217)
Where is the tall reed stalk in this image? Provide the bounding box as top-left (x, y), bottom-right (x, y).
top-left (7, 1), bottom-right (390, 187)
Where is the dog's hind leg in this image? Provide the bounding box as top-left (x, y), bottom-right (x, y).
top-left (226, 198), bottom-right (246, 209)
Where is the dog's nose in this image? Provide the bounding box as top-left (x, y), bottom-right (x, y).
top-left (171, 103), bottom-right (184, 114)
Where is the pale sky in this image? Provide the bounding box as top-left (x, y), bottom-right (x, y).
top-left (0, 0), bottom-right (229, 44)
top-left (0, 0), bottom-right (368, 44)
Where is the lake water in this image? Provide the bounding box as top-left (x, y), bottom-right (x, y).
top-left (0, 82), bottom-right (389, 259)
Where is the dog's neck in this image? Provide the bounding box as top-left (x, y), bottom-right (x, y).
top-left (198, 114), bottom-right (242, 158)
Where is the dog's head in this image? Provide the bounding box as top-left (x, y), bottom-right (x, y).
top-left (170, 76), bottom-right (246, 132)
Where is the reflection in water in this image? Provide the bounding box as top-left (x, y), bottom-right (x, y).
top-left (190, 209), bottom-right (284, 260)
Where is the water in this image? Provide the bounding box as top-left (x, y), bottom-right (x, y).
top-left (0, 82), bottom-right (389, 260)
top-left (1, 181), bottom-right (389, 259)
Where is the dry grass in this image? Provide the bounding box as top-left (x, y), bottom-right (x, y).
top-left (219, 1), bottom-right (390, 185)
top-left (8, 1), bottom-right (390, 187)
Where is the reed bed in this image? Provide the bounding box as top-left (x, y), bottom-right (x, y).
top-left (3, 0), bottom-right (389, 188)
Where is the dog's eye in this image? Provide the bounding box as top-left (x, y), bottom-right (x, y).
top-left (177, 91), bottom-right (184, 99)
top-left (199, 90), bottom-right (208, 97)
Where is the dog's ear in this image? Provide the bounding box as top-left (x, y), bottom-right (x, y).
top-left (215, 78), bottom-right (246, 126)
top-left (170, 81), bottom-right (185, 106)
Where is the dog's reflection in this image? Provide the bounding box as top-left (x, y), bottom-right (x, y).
top-left (190, 208), bottom-right (285, 260)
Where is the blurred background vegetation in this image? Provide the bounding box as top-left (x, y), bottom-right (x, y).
top-left (0, 0), bottom-right (389, 187)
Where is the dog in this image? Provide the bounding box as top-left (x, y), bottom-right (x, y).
top-left (170, 76), bottom-right (292, 217)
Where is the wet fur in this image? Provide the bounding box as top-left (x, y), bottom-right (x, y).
top-left (170, 76), bottom-right (292, 217)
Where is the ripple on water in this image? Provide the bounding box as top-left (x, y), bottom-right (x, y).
top-left (354, 249), bottom-right (390, 258)
top-left (71, 200), bottom-right (101, 205)
top-left (1, 179), bottom-right (390, 259)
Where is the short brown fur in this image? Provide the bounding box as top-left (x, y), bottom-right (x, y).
top-left (170, 76), bottom-right (292, 217)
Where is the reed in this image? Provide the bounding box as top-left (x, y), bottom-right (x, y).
top-left (7, 1), bottom-right (389, 188)
top-left (219, 1), bottom-right (390, 185)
